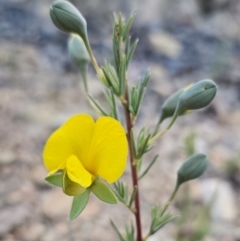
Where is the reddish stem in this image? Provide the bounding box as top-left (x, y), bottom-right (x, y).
top-left (124, 91), bottom-right (142, 241)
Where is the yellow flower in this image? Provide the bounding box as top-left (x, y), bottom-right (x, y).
top-left (43, 114), bottom-right (128, 196)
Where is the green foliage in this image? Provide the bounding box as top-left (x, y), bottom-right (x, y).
top-left (114, 181), bottom-right (137, 212)
top-left (90, 178), bottom-right (118, 204)
top-left (138, 155), bottom-right (158, 180)
top-left (149, 206), bottom-right (178, 236)
top-left (70, 190), bottom-right (90, 220)
top-left (129, 72), bottom-right (150, 120)
top-left (45, 172), bottom-right (62, 187)
top-left (110, 220), bottom-right (136, 241)
top-left (134, 127), bottom-right (153, 159)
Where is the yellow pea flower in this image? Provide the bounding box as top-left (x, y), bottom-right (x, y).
top-left (43, 114), bottom-right (128, 196)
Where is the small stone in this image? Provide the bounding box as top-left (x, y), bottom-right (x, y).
top-left (148, 31), bottom-right (182, 58)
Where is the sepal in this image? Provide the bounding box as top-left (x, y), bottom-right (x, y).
top-left (90, 178), bottom-right (118, 204)
top-left (69, 189), bottom-right (90, 220)
top-left (45, 172), bottom-right (62, 187)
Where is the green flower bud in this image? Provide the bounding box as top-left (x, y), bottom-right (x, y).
top-left (159, 84), bottom-right (193, 124)
top-left (68, 34), bottom-right (90, 91)
top-left (177, 153), bottom-right (208, 186)
top-left (166, 79), bottom-right (217, 130)
top-left (178, 79), bottom-right (217, 112)
top-left (50, 1), bottom-right (88, 41)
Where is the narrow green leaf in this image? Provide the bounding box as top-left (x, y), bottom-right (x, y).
top-left (137, 132), bottom-right (152, 158)
top-left (122, 12), bottom-right (136, 41)
top-left (125, 222), bottom-right (135, 241)
top-left (110, 88), bottom-right (119, 120)
top-left (90, 178), bottom-right (118, 204)
top-left (142, 71), bottom-right (150, 87)
top-left (69, 189), bottom-right (90, 220)
top-left (108, 64), bottom-right (119, 87)
top-left (152, 215), bottom-right (178, 234)
top-left (125, 36), bottom-right (131, 57)
top-left (137, 157), bottom-right (143, 172)
top-left (118, 13), bottom-right (123, 37)
top-left (137, 127), bottom-right (146, 145)
top-left (45, 172), bottom-right (62, 187)
top-left (104, 90), bottom-right (112, 106)
top-left (138, 155), bottom-right (159, 180)
top-left (113, 181), bottom-right (129, 204)
top-left (130, 87), bottom-right (138, 115)
top-left (128, 186), bottom-right (137, 208)
top-left (130, 129), bottom-right (137, 159)
top-left (134, 72), bottom-right (150, 117)
top-left (102, 66), bottom-right (119, 94)
top-left (126, 39), bottom-right (138, 68)
top-left (88, 95), bottom-right (108, 116)
top-left (110, 219), bottom-right (125, 241)
top-left (119, 55), bottom-right (126, 96)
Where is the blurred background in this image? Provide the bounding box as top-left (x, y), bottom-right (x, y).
top-left (0, 0), bottom-right (239, 240)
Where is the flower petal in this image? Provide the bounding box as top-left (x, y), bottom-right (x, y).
top-left (43, 114), bottom-right (94, 171)
top-left (66, 155), bottom-right (94, 188)
top-left (86, 117), bottom-right (128, 183)
top-left (47, 162), bottom-right (65, 177)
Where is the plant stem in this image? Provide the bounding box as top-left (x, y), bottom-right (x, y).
top-left (123, 87), bottom-right (142, 241)
top-left (161, 184), bottom-right (179, 216)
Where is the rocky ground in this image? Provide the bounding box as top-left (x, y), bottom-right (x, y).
top-left (0, 0), bottom-right (239, 241)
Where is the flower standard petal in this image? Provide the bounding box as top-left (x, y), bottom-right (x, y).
top-left (43, 114), bottom-right (94, 172)
top-left (66, 155), bottom-right (94, 188)
top-left (86, 116), bottom-right (128, 183)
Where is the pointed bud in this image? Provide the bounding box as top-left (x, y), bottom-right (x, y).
top-left (68, 34), bottom-right (90, 67)
top-left (178, 79), bottom-right (217, 112)
top-left (50, 1), bottom-right (88, 41)
top-left (166, 79), bottom-right (217, 130)
top-left (159, 84), bottom-right (193, 124)
top-left (177, 153), bottom-right (208, 186)
top-left (68, 34), bottom-right (90, 90)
